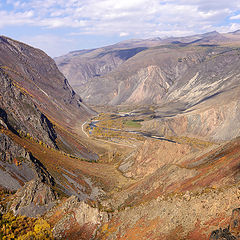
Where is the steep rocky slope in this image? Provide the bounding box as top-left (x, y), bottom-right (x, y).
top-left (0, 68), bottom-right (57, 147)
top-left (46, 195), bottom-right (108, 239)
top-left (69, 39), bottom-right (240, 107)
top-left (0, 36), bottom-right (94, 128)
top-left (55, 31), bottom-right (234, 106)
top-left (0, 37), bottom-right (101, 212)
top-left (0, 131), bottom-right (51, 191)
top-left (10, 178), bottom-right (57, 217)
top-left (0, 65), bottom-right (58, 191)
top-left (55, 47), bottom-right (148, 88)
top-left (0, 35), bottom-right (98, 159)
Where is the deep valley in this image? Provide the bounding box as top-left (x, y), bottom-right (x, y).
top-left (1, 30), bottom-right (240, 240)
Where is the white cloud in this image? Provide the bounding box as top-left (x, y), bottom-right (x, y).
top-left (120, 32), bottom-right (129, 37)
top-left (0, 10), bottom-right (35, 28)
top-left (230, 14), bottom-right (240, 20)
top-left (213, 21), bottom-right (240, 34)
top-left (1, 0), bottom-right (240, 54)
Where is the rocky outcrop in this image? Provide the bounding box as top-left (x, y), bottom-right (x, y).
top-left (0, 132), bottom-right (28, 162)
top-left (0, 131), bottom-right (54, 191)
top-left (0, 68), bottom-right (57, 147)
top-left (45, 195), bottom-right (108, 239)
top-left (10, 178), bottom-right (57, 217)
top-left (0, 132), bottom-right (36, 190)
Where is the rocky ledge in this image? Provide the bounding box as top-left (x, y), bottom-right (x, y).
top-left (10, 178), bottom-right (58, 217)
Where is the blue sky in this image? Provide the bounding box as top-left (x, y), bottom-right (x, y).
top-left (1, 0), bottom-right (240, 57)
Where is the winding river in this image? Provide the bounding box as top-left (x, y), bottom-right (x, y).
top-left (88, 115), bottom-right (176, 144)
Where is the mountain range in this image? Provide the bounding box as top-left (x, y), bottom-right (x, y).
top-left (55, 31), bottom-right (238, 105)
top-left (1, 31), bottom-right (240, 239)
top-left (56, 31), bottom-right (240, 143)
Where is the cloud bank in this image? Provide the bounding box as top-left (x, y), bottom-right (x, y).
top-left (2, 0), bottom-right (240, 36)
top-left (1, 0), bottom-right (240, 56)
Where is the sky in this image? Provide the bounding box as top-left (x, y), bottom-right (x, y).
top-left (1, 0), bottom-right (240, 57)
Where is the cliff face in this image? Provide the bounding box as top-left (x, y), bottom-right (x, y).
top-left (0, 36), bottom-right (94, 129)
top-left (0, 66), bottom-right (59, 191)
top-left (0, 68), bottom-right (57, 147)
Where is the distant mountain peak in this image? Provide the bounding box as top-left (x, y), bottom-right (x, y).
top-left (201, 30), bottom-right (220, 37)
top-left (231, 29), bottom-right (240, 34)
